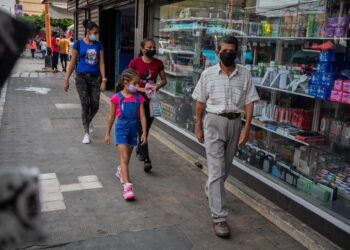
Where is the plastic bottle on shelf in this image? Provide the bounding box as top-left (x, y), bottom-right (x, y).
top-left (320, 116), bottom-right (331, 135)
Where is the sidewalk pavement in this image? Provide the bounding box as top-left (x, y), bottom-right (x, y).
top-left (0, 58), bottom-right (305, 249)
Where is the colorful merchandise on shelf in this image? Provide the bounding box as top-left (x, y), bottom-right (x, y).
top-left (333, 79), bottom-right (343, 91)
top-left (310, 183), bottom-right (330, 202)
top-left (297, 15), bottom-right (307, 37)
top-left (310, 41), bottom-right (334, 51)
top-left (295, 132), bottom-right (325, 143)
top-left (261, 20), bottom-right (272, 37)
top-left (272, 18), bottom-right (280, 37)
top-left (297, 176), bottom-right (312, 193)
top-left (330, 90), bottom-right (342, 102)
top-left (291, 110), bottom-right (313, 131)
top-left (342, 80), bottom-right (350, 93)
top-left (341, 92), bottom-right (350, 105)
top-left (329, 80), bottom-right (350, 105)
top-left (249, 22), bottom-right (260, 36)
top-left (317, 86), bottom-right (332, 100)
top-left (306, 14), bottom-right (318, 38)
top-left (319, 50), bottom-right (335, 62)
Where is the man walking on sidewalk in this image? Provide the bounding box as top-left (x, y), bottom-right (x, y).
top-left (192, 35), bottom-right (259, 238)
top-left (59, 34), bottom-right (70, 72)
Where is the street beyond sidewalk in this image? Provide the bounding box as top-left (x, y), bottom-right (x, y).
top-left (0, 57), bottom-right (304, 249)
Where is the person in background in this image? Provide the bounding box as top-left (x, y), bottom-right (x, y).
top-left (129, 38), bottom-right (167, 173)
top-left (68, 38), bottom-right (74, 61)
top-left (51, 33), bottom-right (60, 72)
top-left (39, 39), bottom-right (47, 59)
top-left (192, 35), bottom-right (259, 238)
top-left (64, 20), bottom-right (106, 144)
top-left (59, 34), bottom-right (70, 72)
top-left (29, 39), bottom-right (36, 59)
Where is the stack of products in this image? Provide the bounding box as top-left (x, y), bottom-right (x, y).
top-left (235, 144), bottom-right (337, 202)
top-left (309, 50), bottom-right (335, 100)
top-left (320, 118), bottom-right (350, 145)
top-left (257, 104), bottom-right (313, 131)
top-left (315, 167), bottom-right (350, 200)
top-left (306, 14), bottom-right (327, 38)
top-left (330, 80), bottom-right (350, 105)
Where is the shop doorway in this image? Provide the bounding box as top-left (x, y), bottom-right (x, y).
top-left (100, 9), bottom-right (117, 90)
top-left (115, 5), bottom-right (135, 81)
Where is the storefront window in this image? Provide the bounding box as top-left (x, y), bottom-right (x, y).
top-left (149, 0), bottom-right (350, 226)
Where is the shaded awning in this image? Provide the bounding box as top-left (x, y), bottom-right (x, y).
top-left (50, 3), bottom-right (73, 19)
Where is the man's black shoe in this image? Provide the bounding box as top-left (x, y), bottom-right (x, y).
top-left (213, 221), bottom-right (231, 238)
top-left (144, 160), bottom-right (152, 173)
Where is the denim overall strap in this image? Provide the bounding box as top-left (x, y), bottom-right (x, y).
top-left (119, 93), bottom-right (140, 120)
top-left (118, 92), bottom-right (125, 119)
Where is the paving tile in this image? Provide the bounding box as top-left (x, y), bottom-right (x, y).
top-left (40, 178), bottom-right (60, 187)
top-left (30, 72), bottom-right (38, 78)
top-left (80, 181), bottom-right (103, 190)
top-left (60, 183), bottom-right (82, 192)
top-left (41, 200), bottom-right (66, 212)
top-left (40, 192), bottom-right (64, 202)
top-left (40, 185), bottom-right (61, 194)
top-left (55, 103), bottom-right (81, 110)
top-left (39, 173), bottom-right (57, 180)
top-left (78, 175), bottom-right (99, 183)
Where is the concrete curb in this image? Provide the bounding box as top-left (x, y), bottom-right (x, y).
top-left (99, 92), bottom-right (341, 250)
top-left (149, 126), bottom-right (342, 250)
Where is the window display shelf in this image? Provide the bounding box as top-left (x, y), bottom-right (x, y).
top-left (254, 84), bottom-right (315, 99)
top-left (233, 157), bottom-right (350, 232)
top-left (159, 88), bottom-right (183, 98)
top-left (242, 118), bottom-right (310, 146)
top-left (164, 69), bottom-right (191, 77)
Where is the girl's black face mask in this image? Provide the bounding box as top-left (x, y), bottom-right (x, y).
top-left (145, 50), bottom-right (156, 58)
top-left (220, 52), bottom-right (237, 67)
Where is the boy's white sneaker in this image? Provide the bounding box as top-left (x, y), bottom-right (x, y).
top-left (82, 133), bottom-right (91, 144)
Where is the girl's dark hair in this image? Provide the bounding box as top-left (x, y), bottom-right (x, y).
top-left (83, 19), bottom-right (98, 31)
top-left (139, 38), bottom-right (156, 56)
top-left (115, 68), bottom-right (139, 92)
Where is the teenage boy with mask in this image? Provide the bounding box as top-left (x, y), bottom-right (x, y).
top-left (192, 35), bottom-right (259, 238)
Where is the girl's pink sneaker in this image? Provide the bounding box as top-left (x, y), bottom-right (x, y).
top-left (116, 166), bottom-right (124, 184)
top-left (123, 183), bottom-right (136, 201)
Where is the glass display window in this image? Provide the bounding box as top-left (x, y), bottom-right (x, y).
top-left (148, 0), bottom-right (350, 227)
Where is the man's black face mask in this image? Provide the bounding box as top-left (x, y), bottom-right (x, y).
top-left (220, 52), bottom-right (237, 67)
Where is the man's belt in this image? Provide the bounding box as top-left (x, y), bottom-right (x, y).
top-left (208, 112), bottom-right (241, 120)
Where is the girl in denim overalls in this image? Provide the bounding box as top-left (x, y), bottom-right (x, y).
top-left (105, 69), bottom-right (147, 200)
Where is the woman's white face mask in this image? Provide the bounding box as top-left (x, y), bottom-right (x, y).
top-left (89, 32), bottom-right (98, 41)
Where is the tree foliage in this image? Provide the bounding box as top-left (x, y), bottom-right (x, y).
top-left (20, 12), bottom-right (73, 33)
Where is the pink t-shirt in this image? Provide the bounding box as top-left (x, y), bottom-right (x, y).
top-left (111, 93), bottom-right (145, 119)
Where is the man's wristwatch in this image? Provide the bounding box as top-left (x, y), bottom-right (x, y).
top-left (102, 78), bottom-right (107, 82)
